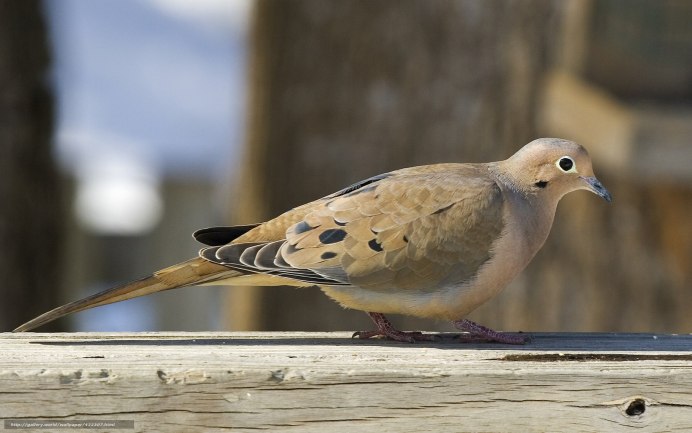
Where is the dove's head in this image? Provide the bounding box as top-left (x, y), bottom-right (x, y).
top-left (503, 138), bottom-right (612, 202)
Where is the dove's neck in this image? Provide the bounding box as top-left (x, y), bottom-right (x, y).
top-left (487, 162), bottom-right (558, 256)
top-left (505, 188), bottom-right (557, 257)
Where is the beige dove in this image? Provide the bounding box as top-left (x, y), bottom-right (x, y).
top-left (15, 138), bottom-right (611, 343)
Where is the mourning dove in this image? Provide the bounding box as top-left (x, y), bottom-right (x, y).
top-left (14, 138), bottom-right (611, 343)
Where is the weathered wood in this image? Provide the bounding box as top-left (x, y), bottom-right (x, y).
top-left (2, 332), bottom-right (691, 432)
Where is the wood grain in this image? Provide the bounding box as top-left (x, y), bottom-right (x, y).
top-left (2, 332), bottom-right (691, 432)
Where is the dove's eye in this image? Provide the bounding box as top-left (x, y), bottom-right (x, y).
top-left (556, 156), bottom-right (576, 173)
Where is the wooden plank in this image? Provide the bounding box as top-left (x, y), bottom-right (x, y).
top-left (2, 332), bottom-right (692, 432)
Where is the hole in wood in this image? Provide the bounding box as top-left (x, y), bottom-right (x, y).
top-left (625, 398), bottom-right (646, 416)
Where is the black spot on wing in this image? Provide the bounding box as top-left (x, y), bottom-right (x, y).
top-left (327, 173), bottom-right (391, 199)
top-left (319, 229), bottom-right (347, 244)
top-left (320, 251), bottom-right (337, 260)
top-left (368, 239), bottom-right (383, 252)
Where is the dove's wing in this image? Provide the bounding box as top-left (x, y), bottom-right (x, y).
top-left (202, 163), bottom-right (505, 292)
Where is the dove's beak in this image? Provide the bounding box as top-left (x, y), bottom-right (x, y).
top-left (581, 176), bottom-right (612, 202)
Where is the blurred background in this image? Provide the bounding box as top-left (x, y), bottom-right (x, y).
top-left (1, 0), bottom-right (690, 334)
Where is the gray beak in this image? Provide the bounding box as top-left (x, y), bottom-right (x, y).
top-left (581, 176), bottom-right (612, 202)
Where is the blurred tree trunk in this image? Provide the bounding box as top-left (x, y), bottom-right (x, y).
top-left (227, 0), bottom-right (561, 332)
top-left (0, 0), bottom-right (62, 331)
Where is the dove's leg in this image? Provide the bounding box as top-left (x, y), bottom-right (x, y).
top-left (353, 312), bottom-right (438, 343)
top-left (452, 319), bottom-right (528, 345)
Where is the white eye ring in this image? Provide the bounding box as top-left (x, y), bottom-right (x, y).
top-left (556, 156), bottom-right (577, 173)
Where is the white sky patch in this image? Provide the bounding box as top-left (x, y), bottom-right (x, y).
top-left (147, 0), bottom-right (252, 34)
top-left (76, 176), bottom-right (163, 235)
top-left (72, 144), bottom-right (163, 235)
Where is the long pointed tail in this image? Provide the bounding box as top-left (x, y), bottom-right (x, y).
top-left (13, 257), bottom-right (235, 332)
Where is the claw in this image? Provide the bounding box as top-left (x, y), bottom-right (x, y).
top-left (355, 312), bottom-right (438, 343)
top-left (452, 319), bottom-right (528, 345)
top-left (354, 313), bottom-right (528, 345)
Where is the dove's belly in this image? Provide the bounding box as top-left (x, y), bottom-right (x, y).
top-left (320, 264), bottom-right (526, 320)
top-left (320, 283), bottom-right (475, 319)
top-left (321, 265), bottom-right (519, 319)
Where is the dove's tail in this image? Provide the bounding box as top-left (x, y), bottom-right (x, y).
top-left (13, 257), bottom-right (237, 332)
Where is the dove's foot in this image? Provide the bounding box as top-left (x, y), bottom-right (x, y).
top-left (452, 319), bottom-right (529, 345)
top-left (353, 312), bottom-right (438, 343)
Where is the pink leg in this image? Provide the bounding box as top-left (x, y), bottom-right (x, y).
top-left (353, 312), bottom-right (438, 343)
top-left (453, 319), bottom-right (528, 345)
